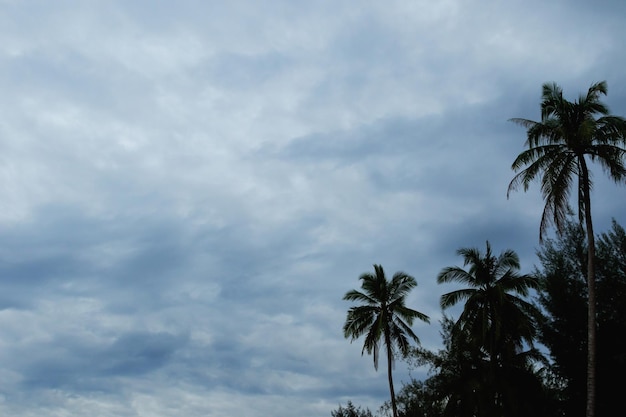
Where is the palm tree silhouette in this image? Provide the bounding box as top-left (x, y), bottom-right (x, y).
top-left (508, 81), bottom-right (626, 417)
top-left (437, 241), bottom-right (542, 416)
top-left (343, 264), bottom-right (430, 417)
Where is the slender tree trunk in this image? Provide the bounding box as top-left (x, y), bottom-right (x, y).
top-left (386, 332), bottom-right (398, 417)
top-left (581, 160), bottom-right (596, 417)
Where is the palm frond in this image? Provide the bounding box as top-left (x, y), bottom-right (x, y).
top-left (537, 152), bottom-right (577, 239)
top-left (343, 289), bottom-right (377, 305)
top-left (393, 304), bottom-right (431, 325)
top-left (437, 266), bottom-right (475, 286)
top-left (440, 288), bottom-right (475, 309)
top-left (588, 144), bottom-right (626, 181)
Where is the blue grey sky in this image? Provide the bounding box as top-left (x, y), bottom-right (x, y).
top-left (1, 1), bottom-right (625, 416)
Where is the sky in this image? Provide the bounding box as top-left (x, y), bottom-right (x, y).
top-left (1, 1), bottom-right (626, 416)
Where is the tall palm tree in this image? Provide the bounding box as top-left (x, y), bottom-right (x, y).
top-left (343, 264), bottom-right (430, 417)
top-left (507, 80), bottom-right (626, 417)
top-left (437, 242), bottom-right (542, 416)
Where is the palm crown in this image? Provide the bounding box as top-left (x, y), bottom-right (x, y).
top-left (343, 264), bottom-right (430, 369)
top-left (508, 81), bottom-right (626, 240)
top-left (437, 241), bottom-right (540, 360)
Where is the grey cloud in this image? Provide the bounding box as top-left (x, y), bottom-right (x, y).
top-left (207, 51), bottom-right (293, 90)
top-left (18, 330), bottom-right (188, 392)
top-left (100, 331), bottom-right (187, 376)
top-left (1, 1), bottom-right (626, 416)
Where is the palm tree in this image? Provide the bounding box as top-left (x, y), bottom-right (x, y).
top-left (507, 80), bottom-right (626, 417)
top-left (437, 241), bottom-right (542, 416)
top-left (343, 264), bottom-right (430, 417)
top-left (438, 242), bottom-right (540, 358)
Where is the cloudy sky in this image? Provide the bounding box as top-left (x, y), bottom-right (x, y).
top-left (1, 1), bottom-right (626, 416)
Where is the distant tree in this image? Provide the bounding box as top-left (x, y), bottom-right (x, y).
top-left (536, 218), bottom-right (626, 417)
top-left (378, 377), bottom-right (444, 417)
top-left (331, 401), bottom-right (374, 417)
top-left (508, 80), bottom-right (626, 417)
top-left (343, 265), bottom-right (430, 417)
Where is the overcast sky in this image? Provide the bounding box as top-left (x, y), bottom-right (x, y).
top-left (1, 1), bottom-right (626, 416)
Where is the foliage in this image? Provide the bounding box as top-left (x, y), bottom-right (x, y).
top-left (508, 81), bottom-right (626, 240)
top-left (595, 220), bottom-right (626, 416)
top-left (331, 401), bottom-right (374, 417)
top-left (534, 221), bottom-right (588, 417)
top-left (334, 81), bottom-right (626, 417)
top-left (437, 241), bottom-right (542, 363)
top-left (536, 218), bottom-right (626, 417)
top-left (378, 377), bottom-right (445, 417)
top-left (434, 242), bottom-right (552, 416)
top-left (390, 315), bottom-right (557, 417)
top-left (342, 220), bottom-right (626, 417)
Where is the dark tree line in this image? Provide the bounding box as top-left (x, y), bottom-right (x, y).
top-left (536, 219), bottom-right (626, 417)
top-left (335, 81), bottom-right (626, 417)
top-left (334, 219), bottom-right (626, 417)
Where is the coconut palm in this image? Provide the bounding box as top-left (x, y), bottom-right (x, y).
top-left (343, 264), bottom-right (430, 417)
top-left (437, 242), bottom-right (542, 416)
top-left (507, 80), bottom-right (626, 417)
top-left (438, 241), bottom-right (540, 363)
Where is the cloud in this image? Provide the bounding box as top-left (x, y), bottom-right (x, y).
top-left (0, 1), bottom-right (626, 416)
top-left (19, 330), bottom-right (187, 390)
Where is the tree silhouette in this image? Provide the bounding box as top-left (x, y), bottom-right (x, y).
top-left (508, 80), bottom-right (626, 417)
top-left (437, 242), bottom-right (542, 416)
top-left (343, 264), bottom-right (430, 417)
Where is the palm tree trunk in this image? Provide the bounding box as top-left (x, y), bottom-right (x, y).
top-left (581, 161), bottom-right (596, 417)
top-left (386, 332), bottom-right (398, 417)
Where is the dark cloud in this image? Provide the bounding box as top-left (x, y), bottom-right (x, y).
top-left (17, 330), bottom-right (187, 392)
